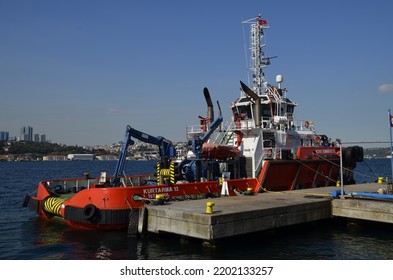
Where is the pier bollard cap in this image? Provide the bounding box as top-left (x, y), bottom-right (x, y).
top-left (206, 202), bottom-right (215, 214)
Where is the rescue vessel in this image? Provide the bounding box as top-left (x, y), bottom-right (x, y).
top-left (24, 15), bottom-right (363, 231)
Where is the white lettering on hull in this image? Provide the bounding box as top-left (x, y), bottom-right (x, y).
top-left (142, 186), bottom-right (180, 199)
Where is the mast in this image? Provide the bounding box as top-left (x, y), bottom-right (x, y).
top-left (242, 15), bottom-right (270, 96)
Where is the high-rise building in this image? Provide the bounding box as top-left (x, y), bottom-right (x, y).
top-left (20, 126), bottom-right (33, 141)
top-left (40, 134), bottom-right (46, 142)
top-left (0, 131), bottom-right (9, 141)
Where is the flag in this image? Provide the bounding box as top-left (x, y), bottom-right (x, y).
top-left (259, 19), bottom-right (267, 25)
top-left (390, 114), bottom-right (393, 127)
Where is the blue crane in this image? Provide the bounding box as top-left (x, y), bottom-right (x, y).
top-left (112, 125), bottom-right (175, 187)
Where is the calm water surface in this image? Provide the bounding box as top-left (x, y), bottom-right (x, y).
top-left (1, 159), bottom-right (393, 260)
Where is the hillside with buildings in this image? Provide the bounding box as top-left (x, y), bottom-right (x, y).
top-left (0, 140), bottom-right (187, 161)
top-left (364, 147), bottom-right (391, 159)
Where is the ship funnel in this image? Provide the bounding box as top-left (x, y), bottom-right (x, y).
top-left (203, 87), bottom-right (214, 126)
top-left (240, 81), bottom-right (261, 128)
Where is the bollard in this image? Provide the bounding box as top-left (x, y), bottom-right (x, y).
top-left (154, 194), bottom-right (165, 205)
top-left (206, 202), bottom-right (215, 214)
top-left (243, 187), bottom-right (254, 196)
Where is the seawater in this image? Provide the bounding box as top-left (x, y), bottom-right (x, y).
top-left (1, 159), bottom-right (393, 260)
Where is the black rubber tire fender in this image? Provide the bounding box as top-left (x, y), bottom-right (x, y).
top-left (83, 204), bottom-right (97, 220)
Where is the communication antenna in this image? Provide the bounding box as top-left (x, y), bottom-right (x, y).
top-left (242, 15), bottom-right (274, 95)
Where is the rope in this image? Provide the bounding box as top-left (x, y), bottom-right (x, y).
top-left (258, 181), bottom-right (332, 198)
top-left (313, 153), bottom-right (377, 182)
top-left (124, 197), bottom-right (133, 209)
top-left (28, 188), bottom-right (37, 196)
top-left (254, 158), bottom-right (337, 194)
top-left (242, 20), bottom-right (250, 85)
top-left (292, 157), bottom-right (338, 184)
top-left (362, 160), bottom-right (380, 179)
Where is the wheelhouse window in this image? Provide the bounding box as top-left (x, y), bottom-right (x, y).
top-left (261, 104), bottom-right (271, 118)
top-left (235, 105), bottom-right (252, 119)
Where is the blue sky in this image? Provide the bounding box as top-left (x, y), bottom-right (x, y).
top-left (1, 0), bottom-right (392, 147)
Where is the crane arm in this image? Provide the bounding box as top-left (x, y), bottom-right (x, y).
top-left (112, 125), bottom-right (175, 187)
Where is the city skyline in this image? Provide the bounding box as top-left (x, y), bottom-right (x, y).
top-left (1, 125), bottom-right (47, 143)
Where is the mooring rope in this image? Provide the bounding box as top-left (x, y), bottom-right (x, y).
top-left (313, 153), bottom-right (378, 182)
top-left (255, 167), bottom-right (333, 197)
top-left (293, 157), bottom-right (338, 184)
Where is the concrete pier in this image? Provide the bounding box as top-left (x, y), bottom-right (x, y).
top-left (140, 183), bottom-right (391, 240)
top-left (332, 197), bottom-right (393, 223)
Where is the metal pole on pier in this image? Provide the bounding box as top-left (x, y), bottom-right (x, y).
top-left (337, 139), bottom-right (344, 199)
top-left (388, 110), bottom-right (393, 183)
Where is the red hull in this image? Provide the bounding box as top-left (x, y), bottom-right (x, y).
top-left (29, 176), bottom-right (259, 230)
top-left (258, 159), bottom-right (340, 191)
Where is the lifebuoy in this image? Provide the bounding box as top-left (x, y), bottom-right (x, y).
top-left (304, 121), bottom-right (310, 128)
top-left (83, 204), bottom-right (97, 220)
